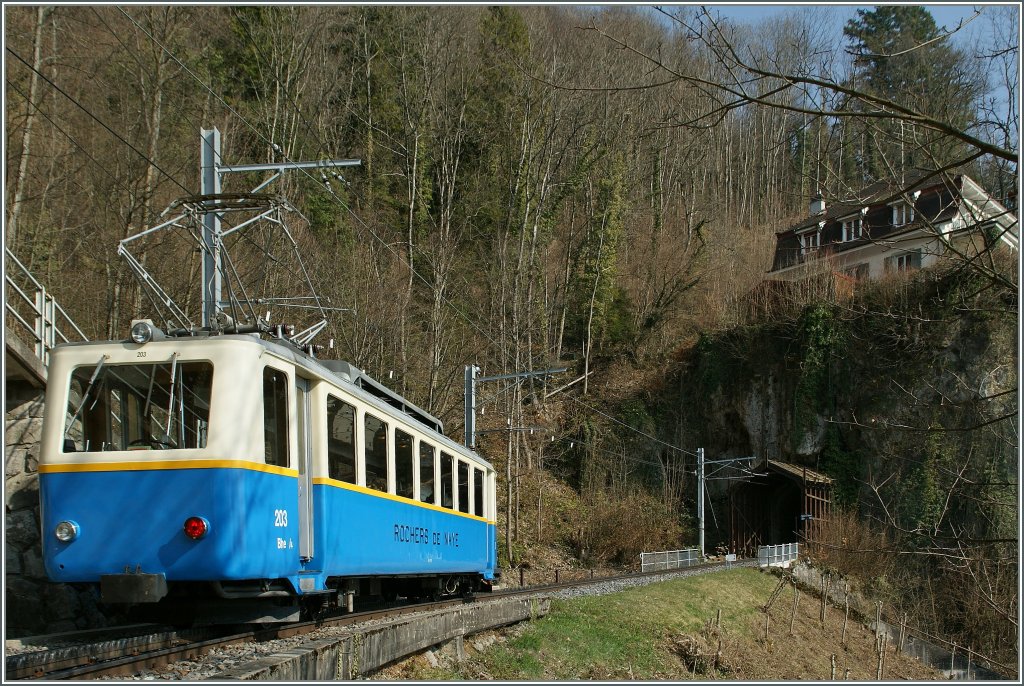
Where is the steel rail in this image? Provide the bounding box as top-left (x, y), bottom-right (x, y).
top-left (22, 561), bottom-right (748, 680)
top-left (20, 599), bottom-right (466, 680)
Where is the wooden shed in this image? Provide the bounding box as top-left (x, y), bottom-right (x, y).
top-left (728, 460), bottom-right (832, 556)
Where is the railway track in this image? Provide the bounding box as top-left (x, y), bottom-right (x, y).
top-left (5, 597), bottom-right (473, 680)
top-left (6, 623), bottom-right (250, 680)
top-left (8, 560), bottom-right (749, 680)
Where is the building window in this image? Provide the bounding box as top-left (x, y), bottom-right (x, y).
top-left (892, 202), bottom-right (914, 227)
top-left (841, 216), bottom-right (864, 242)
top-left (843, 263), bottom-right (869, 280)
top-left (799, 229), bottom-right (820, 256)
top-left (886, 249), bottom-right (922, 273)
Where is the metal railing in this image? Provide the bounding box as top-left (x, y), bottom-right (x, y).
top-left (757, 542), bottom-right (800, 568)
top-left (640, 548), bottom-right (700, 572)
top-left (5, 247), bottom-right (88, 368)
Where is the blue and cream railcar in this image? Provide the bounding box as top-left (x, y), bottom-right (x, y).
top-left (38, 323), bottom-right (497, 622)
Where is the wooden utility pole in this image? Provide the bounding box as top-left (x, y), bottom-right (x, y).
top-left (820, 574), bottom-right (828, 626)
top-left (790, 586), bottom-right (800, 635)
top-left (842, 584), bottom-right (849, 645)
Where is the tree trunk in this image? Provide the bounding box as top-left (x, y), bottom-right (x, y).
top-left (7, 6), bottom-right (52, 247)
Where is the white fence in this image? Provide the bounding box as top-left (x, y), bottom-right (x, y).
top-left (640, 548), bottom-right (701, 572)
top-left (757, 542), bottom-right (800, 568)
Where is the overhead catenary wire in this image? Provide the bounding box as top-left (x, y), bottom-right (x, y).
top-left (6, 46), bottom-right (193, 196)
top-left (87, 7), bottom-right (210, 149)
top-left (541, 433), bottom-right (685, 473)
top-left (116, 8), bottom-right (499, 350)
top-left (116, 6), bottom-right (555, 438)
top-left (565, 394), bottom-right (700, 458)
top-left (5, 78), bottom-right (135, 198)
top-left (112, 7), bottom-right (704, 461)
top-left (100, 8), bottom-right (333, 329)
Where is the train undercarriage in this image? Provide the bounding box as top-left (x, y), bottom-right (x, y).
top-left (113, 573), bottom-right (491, 625)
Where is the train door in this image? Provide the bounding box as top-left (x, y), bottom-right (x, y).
top-left (295, 376), bottom-right (314, 562)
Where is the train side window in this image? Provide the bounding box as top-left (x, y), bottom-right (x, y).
top-left (440, 452), bottom-right (454, 509)
top-left (395, 429), bottom-right (414, 499)
top-left (263, 368), bottom-right (289, 467)
top-left (364, 413), bottom-right (388, 492)
top-left (326, 395), bottom-right (356, 483)
top-left (419, 442), bottom-right (436, 504)
top-left (457, 460), bottom-right (470, 514)
top-left (474, 468), bottom-right (484, 517)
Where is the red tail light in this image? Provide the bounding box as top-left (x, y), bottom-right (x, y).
top-left (183, 516), bottom-right (209, 540)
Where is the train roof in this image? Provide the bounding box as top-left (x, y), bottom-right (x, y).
top-left (52, 333), bottom-right (491, 470)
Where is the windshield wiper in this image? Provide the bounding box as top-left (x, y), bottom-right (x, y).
top-left (64, 355), bottom-right (109, 439)
top-left (142, 365), bottom-right (158, 419)
top-left (164, 353), bottom-right (179, 437)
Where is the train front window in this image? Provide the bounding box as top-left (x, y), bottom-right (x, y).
top-left (63, 360), bottom-right (213, 452)
top-left (395, 429), bottom-right (414, 499)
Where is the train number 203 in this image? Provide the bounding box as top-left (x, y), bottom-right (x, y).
top-left (274, 509), bottom-right (288, 527)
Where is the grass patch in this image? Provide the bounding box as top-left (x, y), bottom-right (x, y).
top-left (381, 568), bottom-right (945, 681)
top-left (414, 569), bottom-right (777, 680)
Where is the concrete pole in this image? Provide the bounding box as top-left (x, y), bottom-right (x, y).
top-left (698, 447), bottom-right (705, 558)
top-left (464, 364), bottom-right (479, 449)
top-left (200, 128), bottom-right (222, 329)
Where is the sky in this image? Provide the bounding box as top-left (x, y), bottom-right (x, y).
top-left (705, 4), bottom-right (993, 43)
top-left (697, 3), bottom-right (1017, 109)
top-left (709, 3), bottom-right (980, 26)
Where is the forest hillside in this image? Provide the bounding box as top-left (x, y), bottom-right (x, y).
top-left (4, 4), bottom-right (1018, 669)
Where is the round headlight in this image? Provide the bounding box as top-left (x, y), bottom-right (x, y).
top-left (55, 520), bottom-right (79, 542)
top-left (130, 321), bottom-right (153, 344)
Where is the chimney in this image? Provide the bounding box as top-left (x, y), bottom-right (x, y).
top-left (809, 195), bottom-right (826, 216)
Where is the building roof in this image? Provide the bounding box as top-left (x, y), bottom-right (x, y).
top-left (766, 170), bottom-right (1016, 274)
top-left (766, 459), bottom-right (832, 486)
top-left (780, 170), bottom-right (959, 236)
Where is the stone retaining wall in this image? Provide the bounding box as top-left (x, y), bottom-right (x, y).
top-left (5, 381), bottom-right (114, 636)
top-left (213, 596), bottom-right (551, 680)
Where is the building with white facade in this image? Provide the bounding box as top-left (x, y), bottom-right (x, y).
top-left (768, 172), bottom-right (1018, 281)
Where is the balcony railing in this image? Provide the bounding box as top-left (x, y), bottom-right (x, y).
top-left (5, 247), bottom-right (88, 368)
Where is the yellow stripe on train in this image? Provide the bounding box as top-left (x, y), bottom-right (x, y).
top-left (38, 459), bottom-right (298, 477)
top-left (313, 476), bottom-right (495, 525)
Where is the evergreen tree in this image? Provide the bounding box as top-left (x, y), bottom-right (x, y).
top-left (840, 6), bottom-right (983, 182)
